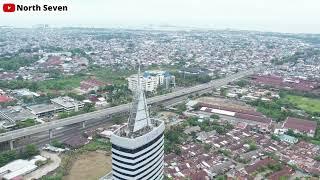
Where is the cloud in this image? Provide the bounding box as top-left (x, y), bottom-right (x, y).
top-left (0, 0), bottom-right (319, 33)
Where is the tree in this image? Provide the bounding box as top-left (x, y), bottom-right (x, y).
top-left (164, 175), bottom-right (173, 180)
top-left (0, 150), bottom-right (17, 167)
top-left (66, 93), bottom-right (85, 101)
top-left (111, 114), bottom-right (126, 124)
top-left (287, 129), bottom-right (295, 136)
top-left (83, 103), bottom-right (95, 113)
top-left (271, 134), bottom-right (281, 141)
top-left (51, 140), bottom-right (65, 148)
top-left (218, 149), bottom-right (231, 157)
top-left (220, 88), bottom-right (227, 96)
top-left (216, 175), bottom-right (227, 180)
top-left (186, 117), bottom-right (199, 126)
top-left (248, 142), bottom-right (257, 151)
top-left (203, 144), bottom-right (212, 153)
top-left (20, 144), bottom-right (39, 159)
top-left (0, 100), bottom-right (18, 108)
top-left (15, 119), bottom-right (38, 129)
top-left (164, 126), bottom-right (186, 154)
top-left (268, 163), bottom-right (282, 171)
top-left (210, 114), bottom-right (220, 119)
top-left (175, 103), bottom-right (187, 114)
top-left (16, 75), bottom-right (23, 80)
top-left (225, 121), bottom-right (234, 130)
top-left (236, 80), bottom-right (249, 87)
top-left (174, 146), bottom-right (182, 155)
top-left (249, 99), bottom-right (291, 122)
top-left (0, 55), bottom-right (39, 71)
top-left (0, 128), bottom-right (7, 134)
top-left (58, 112), bottom-right (69, 119)
top-left (172, 71), bottom-right (211, 87)
top-left (215, 126), bottom-right (227, 134)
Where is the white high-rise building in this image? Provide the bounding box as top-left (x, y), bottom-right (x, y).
top-left (127, 70), bottom-right (175, 92)
top-left (111, 65), bottom-right (165, 180)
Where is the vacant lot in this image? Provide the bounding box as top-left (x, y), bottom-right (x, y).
top-left (197, 96), bottom-right (254, 111)
top-left (64, 151), bottom-right (111, 180)
top-left (284, 95), bottom-right (320, 114)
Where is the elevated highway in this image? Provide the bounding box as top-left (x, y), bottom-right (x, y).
top-left (0, 68), bottom-right (258, 146)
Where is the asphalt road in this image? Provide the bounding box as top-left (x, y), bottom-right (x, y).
top-left (3, 116), bottom-right (114, 150)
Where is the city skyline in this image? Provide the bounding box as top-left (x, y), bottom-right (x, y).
top-left (0, 0), bottom-right (320, 33)
top-left (0, 20), bottom-right (320, 179)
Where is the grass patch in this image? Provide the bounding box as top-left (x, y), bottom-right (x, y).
top-left (311, 140), bottom-right (320, 145)
top-left (284, 95), bottom-right (320, 114)
top-left (89, 65), bottom-right (180, 85)
top-left (89, 67), bottom-right (135, 85)
top-left (15, 119), bottom-right (39, 129)
top-left (80, 139), bottom-right (112, 152)
top-left (37, 76), bottom-right (84, 92)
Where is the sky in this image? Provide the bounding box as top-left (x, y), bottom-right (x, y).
top-left (0, 0), bottom-right (320, 33)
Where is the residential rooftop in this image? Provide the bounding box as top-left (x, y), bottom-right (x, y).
top-left (283, 117), bottom-right (317, 134)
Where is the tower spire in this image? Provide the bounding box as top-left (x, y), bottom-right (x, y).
top-left (128, 60), bottom-right (151, 135)
top-left (137, 60), bottom-right (141, 91)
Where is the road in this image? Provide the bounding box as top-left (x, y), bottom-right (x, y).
top-left (11, 116), bottom-right (114, 150)
top-left (0, 67), bottom-right (258, 144)
top-left (24, 151), bottom-right (61, 180)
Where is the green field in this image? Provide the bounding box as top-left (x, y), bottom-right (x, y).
top-left (284, 95), bottom-right (320, 114)
top-left (89, 67), bottom-right (135, 85)
top-left (37, 76), bottom-right (84, 91)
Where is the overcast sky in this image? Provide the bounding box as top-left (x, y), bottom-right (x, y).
top-left (1, 0), bottom-right (320, 33)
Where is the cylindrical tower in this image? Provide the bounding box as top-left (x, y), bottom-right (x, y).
top-left (111, 120), bottom-right (165, 180)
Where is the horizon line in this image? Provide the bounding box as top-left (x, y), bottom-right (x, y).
top-left (1, 25), bottom-right (320, 35)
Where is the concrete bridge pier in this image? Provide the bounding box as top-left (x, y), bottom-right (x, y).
top-left (9, 140), bottom-right (14, 150)
top-left (49, 129), bottom-right (53, 142)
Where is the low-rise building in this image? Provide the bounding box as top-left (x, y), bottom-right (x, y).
top-left (27, 104), bottom-right (63, 118)
top-left (12, 89), bottom-right (40, 97)
top-left (0, 156), bottom-right (47, 180)
top-left (78, 78), bottom-right (107, 94)
top-left (0, 95), bottom-right (13, 103)
top-left (0, 106), bottom-right (36, 128)
top-left (51, 96), bottom-right (85, 112)
top-left (278, 134), bottom-right (298, 144)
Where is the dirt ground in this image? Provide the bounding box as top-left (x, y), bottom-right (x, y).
top-left (64, 151), bottom-right (112, 180)
top-left (158, 111), bottom-right (179, 123)
top-left (196, 96), bottom-right (254, 110)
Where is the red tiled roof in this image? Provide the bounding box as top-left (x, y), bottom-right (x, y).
top-left (11, 176), bottom-right (24, 180)
top-left (245, 158), bottom-right (276, 174)
top-left (80, 79), bottom-right (108, 91)
top-left (251, 75), bottom-right (319, 92)
top-left (80, 83), bottom-right (93, 91)
top-left (283, 117), bottom-right (317, 134)
top-left (235, 113), bottom-right (272, 124)
top-left (46, 56), bottom-right (62, 66)
top-left (0, 95), bottom-right (13, 103)
top-left (268, 167), bottom-right (293, 180)
top-left (189, 170), bottom-right (208, 180)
